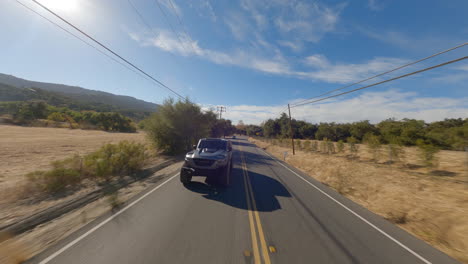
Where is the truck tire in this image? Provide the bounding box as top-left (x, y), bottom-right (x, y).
top-left (180, 169), bottom-right (192, 184)
top-left (220, 165), bottom-right (230, 187)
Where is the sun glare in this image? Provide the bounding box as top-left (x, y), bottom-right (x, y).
top-left (39, 0), bottom-right (79, 13)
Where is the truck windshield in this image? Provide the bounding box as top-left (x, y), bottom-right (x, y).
top-left (198, 140), bottom-right (227, 150)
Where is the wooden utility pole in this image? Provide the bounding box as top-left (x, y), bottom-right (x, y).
top-left (217, 106), bottom-right (226, 119)
top-left (288, 104), bottom-right (295, 155)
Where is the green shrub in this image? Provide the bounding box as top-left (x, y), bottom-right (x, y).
top-left (84, 141), bottom-right (147, 180)
top-left (387, 137), bottom-right (405, 163)
top-left (47, 112), bottom-right (66, 122)
top-left (27, 142), bottom-right (147, 194)
top-left (364, 133), bottom-right (382, 161)
top-left (347, 136), bottom-right (359, 157)
top-left (27, 156), bottom-right (82, 194)
top-left (416, 139), bottom-right (440, 168)
top-left (337, 140), bottom-right (345, 153)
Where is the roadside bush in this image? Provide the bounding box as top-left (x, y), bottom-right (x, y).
top-left (337, 140), bottom-right (345, 153)
top-left (347, 136), bottom-right (359, 158)
top-left (47, 112), bottom-right (66, 122)
top-left (27, 141), bottom-right (147, 194)
top-left (27, 156), bottom-right (82, 194)
top-left (84, 141), bottom-right (147, 180)
top-left (387, 137), bottom-right (405, 163)
top-left (364, 133), bottom-right (382, 161)
top-left (416, 139), bottom-right (440, 168)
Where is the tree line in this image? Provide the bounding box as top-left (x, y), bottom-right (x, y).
top-left (0, 101), bottom-right (137, 132)
top-left (236, 113), bottom-right (467, 151)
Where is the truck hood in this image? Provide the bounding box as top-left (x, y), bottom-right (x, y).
top-left (187, 148), bottom-right (226, 159)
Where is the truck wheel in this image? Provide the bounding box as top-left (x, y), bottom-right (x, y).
top-left (220, 165), bottom-right (230, 187)
top-left (180, 169), bottom-right (192, 184)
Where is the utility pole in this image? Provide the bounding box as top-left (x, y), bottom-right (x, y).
top-left (217, 106), bottom-right (226, 119)
top-left (288, 104), bottom-right (295, 155)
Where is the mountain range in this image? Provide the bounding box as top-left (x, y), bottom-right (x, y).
top-left (0, 73), bottom-right (158, 115)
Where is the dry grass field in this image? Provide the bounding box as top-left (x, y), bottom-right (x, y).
top-left (250, 137), bottom-right (468, 263)
top-left (0, 125), bottom-right (148, 227)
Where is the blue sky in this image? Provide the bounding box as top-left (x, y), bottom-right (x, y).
top-left (1, 0), bottom-right (467, 124)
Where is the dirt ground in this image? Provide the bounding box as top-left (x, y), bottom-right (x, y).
top-left (0, 125), bottom-right (149, 227)
top-left (250, 137), bottom-right (468, 264)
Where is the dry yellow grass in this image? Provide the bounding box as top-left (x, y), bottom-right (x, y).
top-left (0, 125), bottom-right (148, 227)
top-left (250, 137), bottom-right (468, 263)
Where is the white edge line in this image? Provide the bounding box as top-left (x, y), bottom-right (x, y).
top-left (39, 173), bottom-right (179, 264)
top-left (258, 148), bottom-right (432, 264)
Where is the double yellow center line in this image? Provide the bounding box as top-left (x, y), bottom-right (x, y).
top-left (239, 146), bottom-right (271, 264)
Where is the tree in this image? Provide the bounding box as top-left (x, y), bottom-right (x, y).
top-left (145, 98), bottom-right (215, 154)
top-left (350, 120), bottom-right (377, 142)
top-left (263, 119), bottom-right (281, 138)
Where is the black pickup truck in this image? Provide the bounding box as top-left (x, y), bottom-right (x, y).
top-left (180, 138), bottom-right (233, 186)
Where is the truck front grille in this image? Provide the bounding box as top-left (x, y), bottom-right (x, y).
top-left (193, 158), bottom-right (215, 167)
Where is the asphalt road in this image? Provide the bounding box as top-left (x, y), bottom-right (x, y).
top-left (29, 137), bottom-right (459, 264)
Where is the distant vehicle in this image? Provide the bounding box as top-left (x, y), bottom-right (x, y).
top-left (180, 138), bottom-right (233, 186)
top-left (232, 135), bottom-right (236, 139)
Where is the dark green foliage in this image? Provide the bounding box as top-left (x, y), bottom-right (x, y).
top-left (211, 118), bottom-right (236, 138)
top-left (144, 98), bottom-right (218, 154)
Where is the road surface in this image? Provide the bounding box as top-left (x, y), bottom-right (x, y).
top-left (28, 137), bottom-right (459, 264)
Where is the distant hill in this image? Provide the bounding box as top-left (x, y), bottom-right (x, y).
top-left (0, 73), bottom-right (158, 113)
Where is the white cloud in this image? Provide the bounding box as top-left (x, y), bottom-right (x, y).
top-left (221, 90), bottom-right (468, 125)
top-left (273, 2), bottom-right (343, 43)
top-left (131, 30), bottom-right (414, 84)
top-left (131, 29), bottom-right (291, 75)
top-left (277, 40), bottom-right (302, 52)
top-left (297, 56), bottom-right (409, 83)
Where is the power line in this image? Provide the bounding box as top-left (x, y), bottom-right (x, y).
top-left (30, 0), bottom-right (185, 99)
top-left (291, 42), bottom-right (468, 107)
top-left (14, 0), bottom-right (152, 83)
top-left (166, 0), bottom-right (198, 53)
top-left (153, 0), bottom-right (193, 55)
top-left (291, 56), bottom-right (468, 108)
top-left (127, 0), bottom-right (187, 70)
